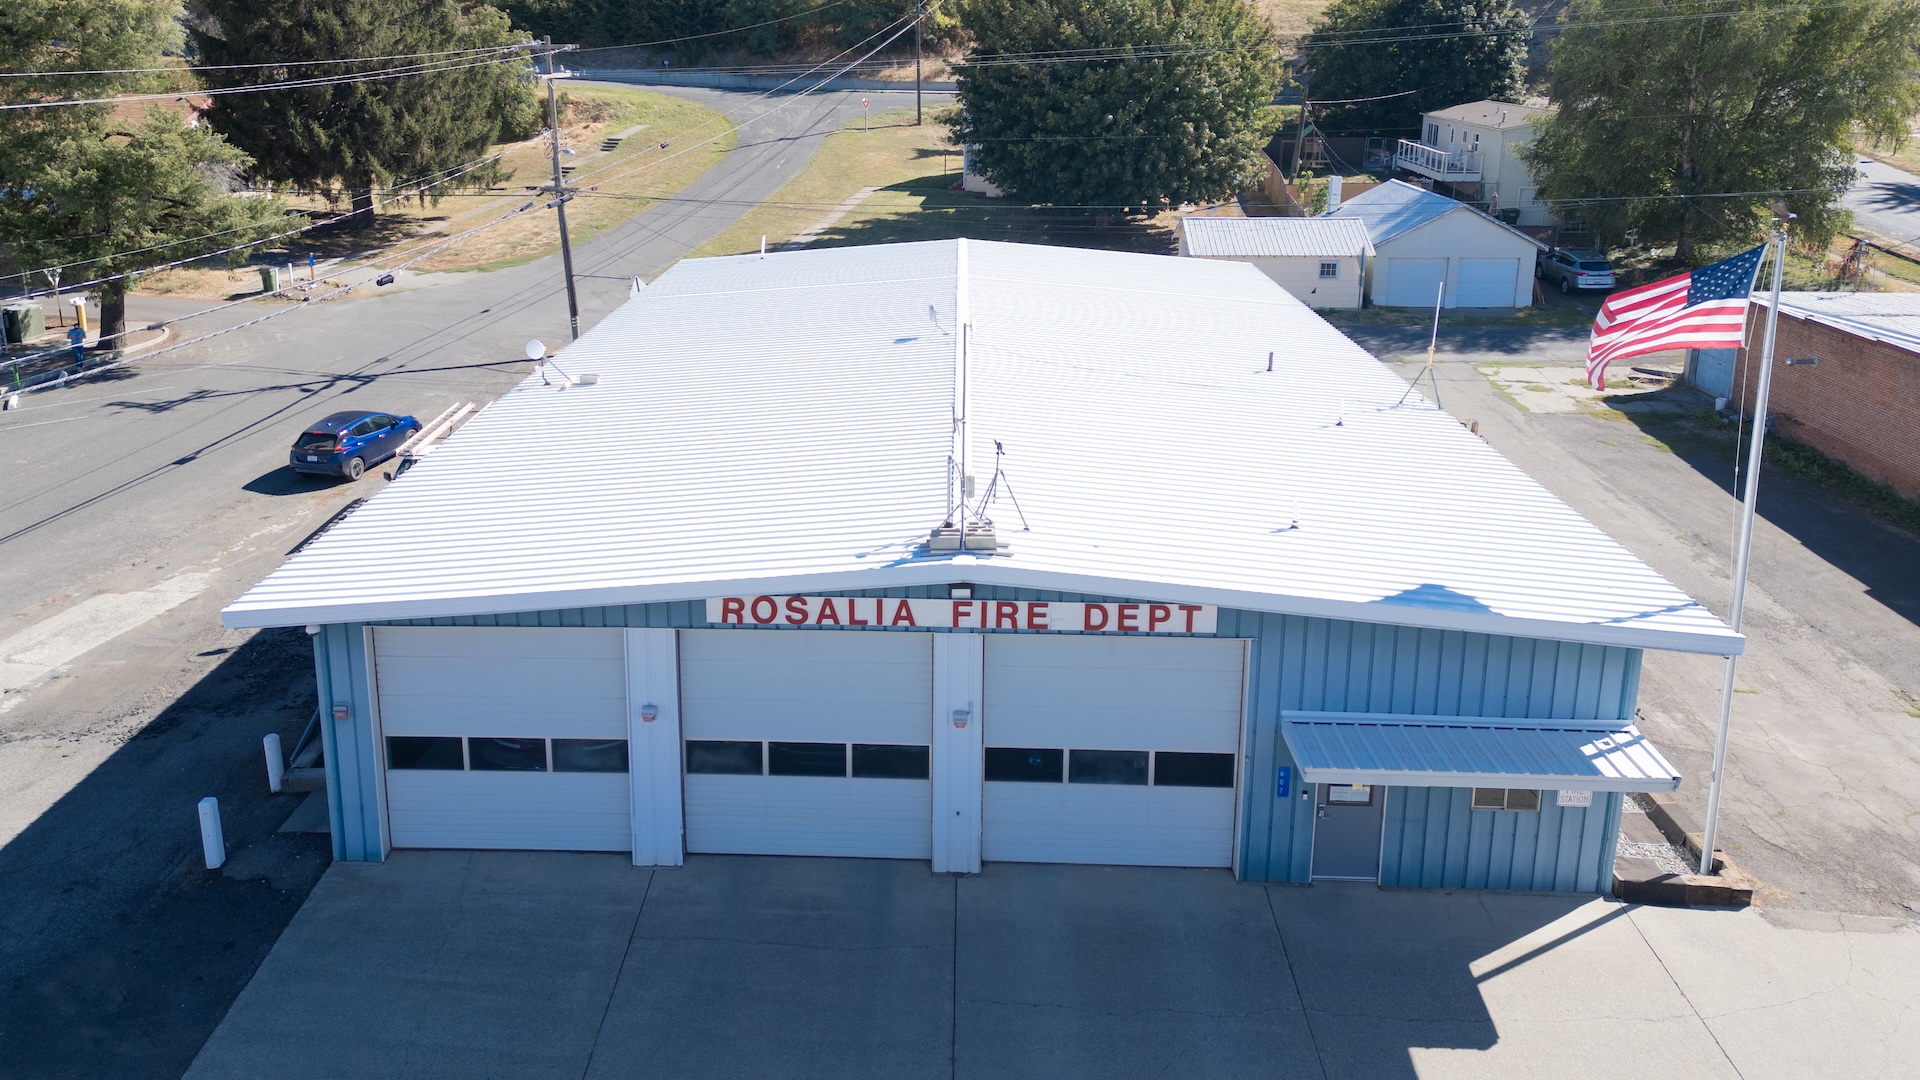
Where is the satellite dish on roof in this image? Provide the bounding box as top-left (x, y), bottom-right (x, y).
top-left (524, 339), bottom-right (546, 361)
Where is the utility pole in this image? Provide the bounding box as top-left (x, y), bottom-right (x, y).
top-left (542, 37), bottom-right (581, 341)
top-left (1290, 71), bottom-right (1309, 181)
top-left (914, 0), bottom-right (925, 125)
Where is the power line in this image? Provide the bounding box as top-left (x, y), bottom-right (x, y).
top-left (573, 0), bottom-right (860, 53)
top-left (1, 49), bottom-right (530, 112)
top-left (0, 44), bottom-right (526, 80)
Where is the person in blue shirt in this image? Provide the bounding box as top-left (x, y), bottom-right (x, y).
top-left (67, 324), bottom-right (85, 367)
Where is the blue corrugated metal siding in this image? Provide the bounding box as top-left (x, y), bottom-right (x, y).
top-left (318, 624), bottom-right (383, 862)
top-left (352, 588), bottom-right (1636, 891)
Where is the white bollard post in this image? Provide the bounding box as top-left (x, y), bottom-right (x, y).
top-left (198, 796), bottom-right (226, 869)
top-left (264, 732), bottom-right (285, 794)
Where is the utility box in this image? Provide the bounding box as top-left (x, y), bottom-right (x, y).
top-left (259, 265), bottom-right (281, 292)
top-left (2, 303), bottom-right (45, 344)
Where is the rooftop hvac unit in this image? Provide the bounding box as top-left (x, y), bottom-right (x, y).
top-left (927, 520), bottom-right (1008, 552)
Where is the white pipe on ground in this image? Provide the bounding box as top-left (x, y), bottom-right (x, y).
top-left (264, 732), bottom-right (284, 794)
top-left (198, 796), bottom-right (226, 870)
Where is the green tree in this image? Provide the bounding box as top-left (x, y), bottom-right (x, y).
top-left (190, 0), bottom-right (540, 225)
top-left (1524, 0), bottom-right (1920, 259)
top-left (1, 2), bottom-right (300, 343)
top-left (951, 0), bottom-right (1283, 207)
top-left (1301, 0), bottom-right (1530, 138)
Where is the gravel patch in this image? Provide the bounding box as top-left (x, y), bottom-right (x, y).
top-left (1618, 839), bottom-right (1695, 876)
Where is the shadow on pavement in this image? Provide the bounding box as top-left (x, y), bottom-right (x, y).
top-left (0, 628), bottom-right (330, 1080)
top-left (243, 466), bottom-right (340, 496)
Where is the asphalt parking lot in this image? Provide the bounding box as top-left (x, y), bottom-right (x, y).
top-left (184, 851), bottom-right (1918, 1080)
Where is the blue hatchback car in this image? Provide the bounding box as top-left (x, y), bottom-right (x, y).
top-left (290, 410), bottom-right (421, 480)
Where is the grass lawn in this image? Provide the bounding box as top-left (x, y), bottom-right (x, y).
top-left (692, 108), bottom-right (1179, 260)
top-left (134, 84), bottom-right (731, 298)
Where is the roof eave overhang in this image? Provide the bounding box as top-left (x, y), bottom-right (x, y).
top-left (1293, 764), bottom-right (1677, 794)
top-left (221, 561), bottom-right (1743, 656)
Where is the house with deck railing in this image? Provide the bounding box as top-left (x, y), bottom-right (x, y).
top-left (1393, 100), bottom-right (1554, 228)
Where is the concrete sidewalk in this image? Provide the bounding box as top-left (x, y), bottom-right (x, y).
top-left (185, 853), bottom-right (1919, 1080)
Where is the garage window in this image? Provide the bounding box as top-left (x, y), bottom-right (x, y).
top-left (1318, 261), bottom-right (1340, 279)
top-left (852, 743), bottom-right (930, 779)
top-left (387, 736), bottom-right (463, 770)
top-left (768, 741), bottom-right (848, 777)
top-left (1153, 751), bottom-right (1235, 788)
top-left (687, 740), bottom-right (763, 775)
top-left (984, 747), bottom-right (1064, 783)
top-left (553, 738), bottom-right (629, 773)
top-left (1472, 788), bottom-right (1541, 812)
top-left (468, 737), bottom-right (548, 772)
top-left (1069, 749), bottom-right (1149, 785)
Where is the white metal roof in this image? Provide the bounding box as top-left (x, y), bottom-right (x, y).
top-left (1180, 216), bottom-right (1374, 259)
top-left (1423, 100), bottom-right (1551, 130)
top-left (1764, 291), bottom-right (1920, 355)
top-left (1325, 180), bottom-right (1549, 250)
top-left (223, 239), bottom-right (1739, 655)
top-left (1282, 711), bottom-right (1681, 792)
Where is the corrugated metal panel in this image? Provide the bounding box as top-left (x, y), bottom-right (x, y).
top-left (1279, 712), bottom-right (1680, 792)
top-left (1767, 291), bottom-right (1920, 354)
top-left (1323, 181), bottom-right (1460, 245)
top-left (229, 238), bottom-right (1736, 656)
top-left (1181, 216), bottom-right (1374, 258)
top-left (1380, 788), bottom-right (1621, 891)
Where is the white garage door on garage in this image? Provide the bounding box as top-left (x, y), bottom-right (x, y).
top-left (1382, 257), bottom-right (1448, 308)
top-left (982, 635), bottom-right (1245, 868)
top-left (679, 630), bottom-right (933, 859)
top-left (1456, 257), bottom-right (1521, 307)
top-left (375, 626), bottom-right (633, 852)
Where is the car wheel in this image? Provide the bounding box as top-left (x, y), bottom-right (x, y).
top-left (345, 456), bottom-right (366, 481)
top-left (1559, 277), bottom-right (1572, 295)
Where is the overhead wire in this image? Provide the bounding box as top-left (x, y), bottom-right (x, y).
top-left (0, 43), bottom-right (527, 79)
top-left (0, 49), bottom-right (532, 111)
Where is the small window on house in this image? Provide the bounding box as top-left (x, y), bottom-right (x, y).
top-left (1472, 787), bottom-right (1541, 811)
top-left (1318, 261), bottom-right (1340, 279)
top-left (1427, 123), bottom-right (1439, 144)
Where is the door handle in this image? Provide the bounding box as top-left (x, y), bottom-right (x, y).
top-left (1316, 805), bottom-right (1327, 819)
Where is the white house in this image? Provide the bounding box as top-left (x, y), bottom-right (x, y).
top-left (1325, 180), bottom-right (1546, 308)
top-left (1177, 217), bottom-right (1372, 309)
top-left (1393, 100), bottom-right (1553, 227)
top-left (224, 239), bottom-right (1727, 890)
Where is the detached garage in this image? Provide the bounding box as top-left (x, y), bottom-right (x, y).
top-left (1324, 179), bottom-right (1546, 308)
top-left (231, 239), bottom-right (1734, 893)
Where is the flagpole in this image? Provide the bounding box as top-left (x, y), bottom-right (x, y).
top-left (1698, 211), bottom-right (1789, 875)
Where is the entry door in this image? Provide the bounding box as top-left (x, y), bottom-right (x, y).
top-left (375, 627), bottom-right (634, 852)
top-left (1383, 257), bottom-right (1447, 307)
top-left (1310, 783), bottom-right (1386, 880)
top-left (678, 630), bottom-right (933, 859)
top-left (1456, 258), bottom-right (1520, 306)
top-left (981, 635), bottom-right (1244, 867)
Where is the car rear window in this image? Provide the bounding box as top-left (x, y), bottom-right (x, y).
top-left (1578, 261), bottom-right (1613, 272)
top-left (294, 431), bottom-right (337, 450)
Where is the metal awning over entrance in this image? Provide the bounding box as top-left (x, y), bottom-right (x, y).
top-left (1281, 711), bottom-right (1682, 793)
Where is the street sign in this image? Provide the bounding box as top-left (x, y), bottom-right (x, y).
top-left (862, 97), bottom-right (870, 132)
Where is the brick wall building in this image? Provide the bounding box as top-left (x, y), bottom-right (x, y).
top-left (1723, 293), bottom-right (1920, 503)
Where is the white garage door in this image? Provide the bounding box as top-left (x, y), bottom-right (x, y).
top-left (375, 627), bottom-right (633, 852)
top-left (1456, 257), bottom-right (1520, 307)
top-left (1382, 257), bottom-right (1448, 307)
top-left (982, 636), bottom-right (1244, 867)
top-left (679, 630), bottom-right (932, 859)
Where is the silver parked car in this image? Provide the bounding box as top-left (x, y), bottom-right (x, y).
top-left (1537, 249), bottom-right (1617, 293)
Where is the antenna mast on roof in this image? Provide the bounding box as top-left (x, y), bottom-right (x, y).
top-left (1395, 279), bottom-right (1445, 409)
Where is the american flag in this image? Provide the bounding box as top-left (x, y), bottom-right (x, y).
top-left (1585, 245), bottom-right (1766, 390)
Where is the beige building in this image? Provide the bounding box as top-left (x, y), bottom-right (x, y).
top-left (1324, 180), bottom-right (1545, 308)
top-left (1392, 100), bottom-right (1553, 227)
top-left (1177, 217), bottom-right (1372, 309)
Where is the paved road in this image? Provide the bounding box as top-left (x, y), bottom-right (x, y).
top-left (1845, 156), bottom-right (1920, 249)
top-left (188, 852), bottom-right (1920, 1080)
top-left (0, 85), bottom-right (913, 1080)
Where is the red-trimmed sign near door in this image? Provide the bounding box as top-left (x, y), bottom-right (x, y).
top-left (706, 596), bottom-right (1218, 634)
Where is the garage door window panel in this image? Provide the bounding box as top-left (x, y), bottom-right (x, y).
top-left (387, 736), bottom-right (464, 770)
top-left (1153, 751), bottom-right (1235, 788)
top-left (686, 740), bottom-right (764, 775)
top-left (552, 738), bottom-right (629, 773)
top-left (851, 743), bottom-right (930, 779)
top-left (985, 747), bottom-right (1063, 783)
top-left (1069, 749), bottom-right (1148, 785)
top-left (768, 741), bottom-right (849, 777)
top-left (468, 737), bottom-right (548, 772)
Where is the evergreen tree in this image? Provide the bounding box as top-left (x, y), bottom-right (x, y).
top-left (0, 2), bottom-right (300, 342)
top-left (190, 0), bottom-right (540, 225)
top-left (1302, 0), bottom-right (1530, 138)
top-left (952, 0), bottom-right (1283, 207)
top-left (1524, 0), bottom-right (1920, 258)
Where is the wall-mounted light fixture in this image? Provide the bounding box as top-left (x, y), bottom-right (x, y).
top-left (951, 707), bottom-right (971, 728)
top-left (949, 583), bottom-right (973, 600)
top-left (640, 704), bottom-right (659, 723)
top-left (305, 624), bottom-right (321, 636)
top-left (332, 704), bottom-right (351, 721)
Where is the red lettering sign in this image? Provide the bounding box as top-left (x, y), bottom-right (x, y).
top-left (1084, 604), bottom-right (1109, 631)
top-left (817, 598), bottom-right (841, 625)
top-left (1179, 604), bottom-right (1202, 632)
top-left (750, 596), bottom-right (777, 625)
top-left (721, 597), bottom-right (746, 624)
top-left (1148, 604), bottom-right (1171, 631)
top-left (785, 597), bottom-right (808, 624)
top-left (890, 599), bottom-right (917, 626)
top-left (1027, 602), bottom-right (1049, 630)
top-left (951, 601), bottom-right (973, 628)
top-left (995, 601), bottom-right (1019, 629)
top-left (848, 599), bottom-right (870, 626)
top-left (1117, 604), bottom-right (1140, 632)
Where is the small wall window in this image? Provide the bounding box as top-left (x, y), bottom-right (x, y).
top-left (1326, 783), bottom-right (1374, 805)
top-left (1472, 787), bottom-right (1541, 811)
top-left (387, 736), bottom-right (463, 770)
top-left (1318, 261), bottom-right (1340, 279)
top-left (686, 740), bottom-right (763, 775)
top-left (553, 738), bottom-right (629, 773)
top-left (768, 741), bottom-right (848, 777)
top-left (468, 737), bottom-right (547, 772)
top-left (984, 747), bottom-right (1064, 783)
top-left (1068, 749), bottom-right (1148, 786)
top-left (1153, 752), bottom-right (1235, 788)
top-left (852, 744), bottom-right (931, 780)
